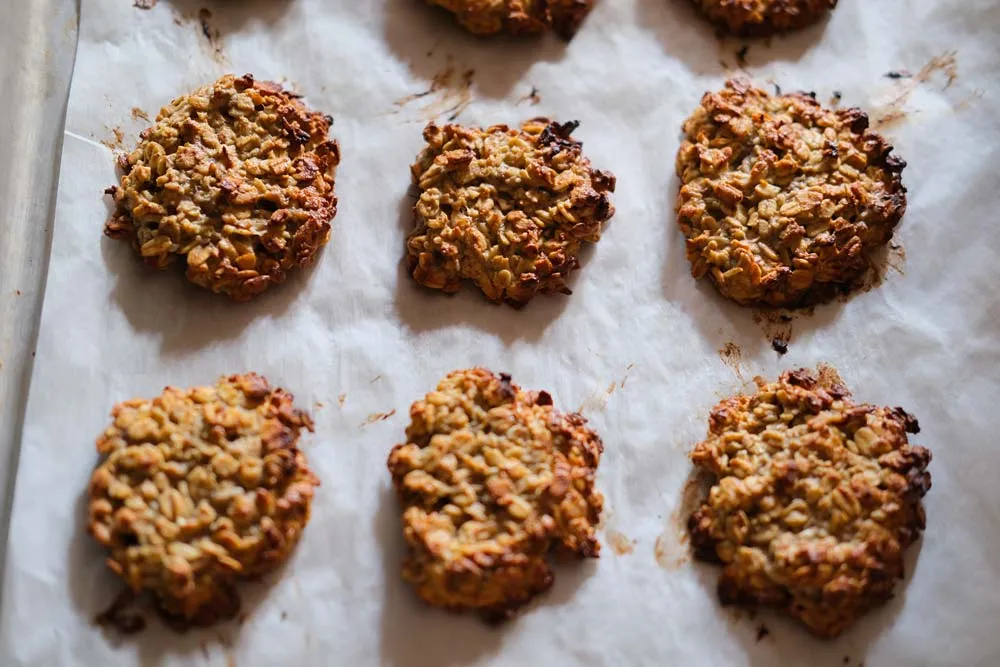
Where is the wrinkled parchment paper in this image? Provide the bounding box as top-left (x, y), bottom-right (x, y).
top-left (3, 0), bottom-right (1000, 664)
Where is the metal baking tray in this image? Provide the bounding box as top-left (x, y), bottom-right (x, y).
top-left (0, 0), bottom-right (80, 585)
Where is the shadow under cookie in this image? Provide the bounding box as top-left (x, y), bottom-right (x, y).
top-left (381, 0), bottom-right (573, 100)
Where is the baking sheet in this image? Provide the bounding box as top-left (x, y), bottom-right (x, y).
top-left (2, 0), bottom-right (1000, 665)
top-left (0, 0), bottom-right (79, 594)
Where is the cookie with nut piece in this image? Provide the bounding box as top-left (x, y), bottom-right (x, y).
top-left (421, 0), bottom-right (596, 38)
top-left (387, 368), bottom-right (604, 620)
top-left (87, 373), bottom-right (320, 628)
top-left (692, 0), bottom-right (838, 36)
top-left (687, 366), bottom-right (932, 637)
top-left (104, 73), bottom-right (340, 301)
top-left (406, 118), bottom-right (616, 307)
top-left (675, 78), bottom-right (907, 308)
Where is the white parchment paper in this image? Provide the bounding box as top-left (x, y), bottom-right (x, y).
top-left (3, 0), bottom-right (1000, 664)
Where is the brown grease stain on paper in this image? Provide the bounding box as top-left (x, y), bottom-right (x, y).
top-left (718, 342), bottom-right (745, 381)
top-left (752, 311), bottom-right (794, 355)
top-left (577, 364), bottom-right (635, 413)
top-left (873, 52), bottom-right (959, 128)
top-left (858, 240), bottom-right (908, 295)
top-left (99, 127), bottom-right (125, 151)
top-left (518, 86), bottom-right (542, 106)
top-left (607, 530), bottom-right (636, 556)
top-left (393, 60), bottom-right (475, 121)
top-left (886, 242), bottom-right (907, 275)
top-left (198, 8), bottom-right (226, 63)
top-left (655, 474), bottom-right (706, 570)
top-left (94, 588), bottom-right (146, 635)
top-left (361, 409), bottom-right (396, 427)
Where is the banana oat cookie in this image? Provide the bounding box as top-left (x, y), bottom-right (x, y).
top-left (87, 373), bottom-right (319, 627)
top-left (675, 78), bottom-right (906, 308)
top-left (692, 0), bottom-right (837, 36)
top-left (406, 119), bottom-right (616, 307)
top-left (105, 74), bottom-right (340, 301)
top-left (387, 368), bottom-right (603, 620)
top-left (687, 367), bottom-right (932, 637)
top-left (422, 0), bottom-right (595, 38)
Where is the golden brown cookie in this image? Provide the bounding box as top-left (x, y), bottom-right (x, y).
top-left (423, 0), bottom-right (595, 38)
top-left (688, 367), bottom-right (931, 637)
top-left (105, 74), bottom-right (340, 301)
top-left (387, 368), bottom-right (603, 620)
top-left (87, 373), bottom-right (319, 627)
top-left (692, 0), bottom-right (837, 36)
top-left (406, 119), bottom-right (616, 307)
top-left (675, 78), bottom-right (907, 308)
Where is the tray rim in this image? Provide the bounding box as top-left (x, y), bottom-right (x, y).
top-left (0, 0), bottom-right (80, 598)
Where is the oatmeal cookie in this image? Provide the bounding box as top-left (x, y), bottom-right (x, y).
top-left (87, 373), bottom-right (320, 627)
top-left (692, 0), bottom-right (837, 36)
top-left (687, 367), bottom-right (932, 637)
top-left (104, 74), bottom-right (340, 301)
top-left (387, 368), bottom-right (603, 619)
top-left (406, 119), bottom-right (616, 307)
top-left (422, 0), bottom-right (595, 38)
top-left (675, 78), bottom-right (906, 307)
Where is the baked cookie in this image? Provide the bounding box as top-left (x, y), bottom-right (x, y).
top-left (688, 367), bottom-right (932, 637)
top-left (675, 78), bottom-right (906, 307)
top-left (692, 0), bottom-right (837, 36)
top-left (387, 368), bottom-right (603, 620)
top-left (87, 373), bottom-right (319, 627)
top-left (422, 0), bottom-right (595, 38)
top-left (406, 119), bottom-right (616, 307)
top-left (105, 74), bottom-right (340, 301)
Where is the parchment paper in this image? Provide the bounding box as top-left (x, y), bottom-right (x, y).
top-left (2, 0), bottom-right (999, 665)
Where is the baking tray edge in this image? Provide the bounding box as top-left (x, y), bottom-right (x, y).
top-left (0, 0), bottom-right (80, 597)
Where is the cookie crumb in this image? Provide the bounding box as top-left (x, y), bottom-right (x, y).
top-left (518, 86), bottom-right (542, 106)
top-left (736, 45), bottom-right (749, 66)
